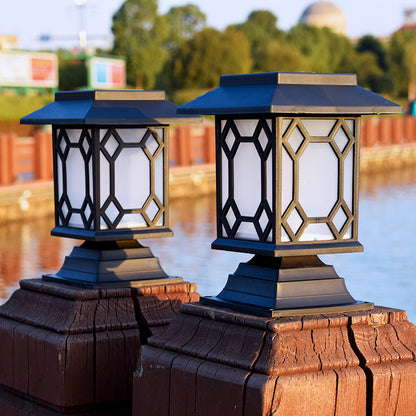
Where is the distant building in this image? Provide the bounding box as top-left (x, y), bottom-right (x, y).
top-left (398, 8), bottom-right (416, 32)
top-left (299, 1), bottom-right (347, 35)
top-left (0, 35), bottom-right (18, 50)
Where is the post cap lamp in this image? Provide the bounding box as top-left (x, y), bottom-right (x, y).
top-left (178, 72), bottom-right (401, 317)
top-left (21, 90), bottom-right (200, 287)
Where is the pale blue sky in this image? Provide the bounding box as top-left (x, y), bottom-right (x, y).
top-left (2, 0), bottom-right (416, 51)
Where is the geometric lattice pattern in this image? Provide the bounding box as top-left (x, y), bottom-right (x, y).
top-left (217, 116), bottom-right (359, 245)
top-left (218, 118), bottom-right (274, 242)
top-left (280, 117), bottom-right (357, 243)
top-left (54, 126), bottom-right (167, 232)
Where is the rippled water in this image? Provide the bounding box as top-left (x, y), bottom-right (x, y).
top-left (1, 168), bottom-right (416, 321)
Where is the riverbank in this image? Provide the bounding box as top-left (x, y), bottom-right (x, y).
top-left (0, 143), bottom-right (415, 224)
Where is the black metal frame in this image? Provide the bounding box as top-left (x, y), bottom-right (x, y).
top-left (52, 125), bottom-right (172, 241)
top-left (213, 114), bottom-right (363, 257)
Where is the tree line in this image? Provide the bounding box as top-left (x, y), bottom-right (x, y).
top-left (110, 0), bottom-right (416, 103)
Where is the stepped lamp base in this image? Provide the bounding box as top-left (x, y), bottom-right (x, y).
top-left (200, 255), bottom-right (373, 317)
top-left (44, 240), bottom-right (182, 288)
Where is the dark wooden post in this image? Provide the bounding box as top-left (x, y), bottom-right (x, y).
top-left (404, 116), bottom-right (416, 144)
top-left (379, 117), bottom-right (393, 146)
top-left (33, 130), bottom-right (53, 181)
top-left (176, 126), bottom-right (192, 167)
top-left (392, 117), bottom-right (404, 145)
top-left (204, 125), bottom-right (216, 164)
top-left (0, 134), bottom-right (10, 185)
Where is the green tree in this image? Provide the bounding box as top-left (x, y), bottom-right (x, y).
top-left (230, 10), bottom-right (284, 69)
top-left (112, 0), bottom-right (169, 88)
top-left (287, 24), bottom-right (355, 73)
top-left (388, 29), bottom-right (416, 98)
top-left (165, 4), bottom-right (206, 50)
top-left (256, 40), bottom-right (311, 72)
top-left (356, 35), bottom-right (387, 70)
top-left (170, 27), bottom-right (252, 90)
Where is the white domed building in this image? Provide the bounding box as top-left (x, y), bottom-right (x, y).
top-left (299, 1), bottom-right (347, 35)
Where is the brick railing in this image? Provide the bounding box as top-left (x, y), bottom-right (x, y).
top-left (0, 117), bottom-right (415, 186)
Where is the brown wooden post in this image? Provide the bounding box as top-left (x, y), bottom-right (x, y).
top-left (204, 125), bottom-right (216, 164)
top-left (168, 128), bottom-right (178, 166)
top-left (404, 116), bottom-right (416, 144)
top-left (0, 133), bottom-right (10, 185)
top-left (362, 118), bottom-right (378, 148)
top-left (392, 117), bottom-right (404, 145)
top-left (7, 133), bottom-right (17, 184)
top-left (34, 130), bottom-right (53, 181)
top-left (176, 125), bottom-right (192, 167)
top-left (379, 117), bottom-right (393, 146)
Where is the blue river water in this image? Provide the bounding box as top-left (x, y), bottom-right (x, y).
top-left (0, 168), bottom-right (415, 322)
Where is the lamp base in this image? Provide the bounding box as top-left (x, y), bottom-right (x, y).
top-left (44, 240), bottom-right (182, 288)
top-left (200, 255), bottom-right (373, 317)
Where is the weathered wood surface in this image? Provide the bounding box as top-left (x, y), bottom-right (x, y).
top-left (133, 304), bottom-right (416, 416)
top-left (0, 278), bottom-right (199, 411)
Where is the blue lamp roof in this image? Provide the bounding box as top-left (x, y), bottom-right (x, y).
top-left (177, 72), bottom-right (402, 115)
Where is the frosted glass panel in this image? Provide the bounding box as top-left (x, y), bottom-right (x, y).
top-left (57, 157), bottom-right (63, 200)
top-left (117, 213), bottom-right (146, 228)
top-left (105, 201), bottom-right (120, 223)
top-left (281, 226), bottom-right (290, 242)
top-left (221, 150), bottom-right (229, 208)
top-left (287, 127), bottom-right (304, 153)
top-left (282, 119), bottom-right (292, 136)
top-left (344, 225), bottom-right (352, 239)
top-left (333, 207), bottom-right (347, 232)
top-left (287, 208), bottom-right (303, 234)
top-left (114, 148), bottom-right (150, 209)
top-left (68, 213), bottom-right (83, 228)
top-left (235, 222), bottom-right (258, 240)
top-left (155, 129), bottom-right (164, 142)
top-left (301, 119), bottom-right (336, 137)
top-left (334, 128), bottom-right (349, 153)
top-left (99, 154), bottom-right (110, 210)
top-left (116, 128), bottom-right (146, 143)
top-left (299, 143), bottom-right (338, 217)
top-left (155, 148), bottom-right (164, 204)
top-left (226, 207), bottom-right (236, 229)
top-left (67, 129), bottom-right (82, 143)
top-left (344, 146), bottom-right (354, 211)
top-left (235, 119), bottom-right (258, 136)
top-left (345, 119), bottom-right (354, 134)
top-left (234, 142), bottom-right (261, 217)
top-left (300, 224), bottom-right (334, 241)
top-left (266, 151), bottom-right (273, 207)
top-left (258, 119), bottom-right (272, 151)
top-left (66, 148), bottom-right (85, 209)
top-left (281, 146), bottom-right (293, 214)
top-left (146, 200), bottom-right (160, 221)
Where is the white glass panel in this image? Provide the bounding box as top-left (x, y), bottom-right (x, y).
top-left (333, 207), bottom-right (347, 232)
top-left (103, 134), bottom-right (119, 157)
top-left (259, 210), bottom-right (268, 231)
top-left (117, 213), bottom-right (147, 229)
top-left (258, 120), bottom-right (272, 151)
top-left (234, 142), bottom-right (261, 218)
top-left (282, 119), bottom-right (292, 136)
top-left (99, 154), bottom-right (110, 211)
top-left (61, 200), bottom-right (69, 218)
top-left (146, 200), bottom-right (159, 221)
top-left (343, 225), bottom-right (352, 239)
top-left (57, 156), bottom-right (63, 200)
top-left (59, 136), bottom-right (67, 154)
top-left (287, 208), bottom-right (303, 234)
top-left (155, 129), bottom-right (164, 142)
top-left (344, 146), bottom-right (354, 211)
top-left (68, 212), bottom-right (83, 228)
top-left (100, 217), bottom-right (108, 229)
top-left (155, 148), bottom-right (164, 204)
top-left (88, 158), bottom-right (93, 202)
top-left (281, 146), bottom-right (293, 214)
top-left (235, 222), bottom-right (258, 240)
top-left (281, 226), bottom-right (290, 242)
top-left (334, 127), bottom-right (349, 153)
top-left (235, 119), bottom-right (258, 137)
top-left (66, 148), bottom-right (85, 209)
top-left (226, 207), bottom-right (236, 229)
top-left (299, 143), bottom-right (338, 218)
top-left (221, 149), bottom-right (229, 208)
top-left (67, 129), bottom-right (82, 143)
top-left (146, 133), bottom-right (160, 155)
top-left (299, 224), bottom-right (334, 241)
top-left (157, 213), bottom-right (164, 227)
top-left (221, 119), bottom-right (227, 131)
top-left (116, 128), bottom-right (147, 143)
top-left (266, 150), bottom-right (273, 208)
top-left (224, 128), bottom-right (235, 151)
top-left (345, 119), bottom-right (354, 134)
top-left (114, 148), bottom-right (150, 209)
top-left (105, 201), bottom-right (120, 223)
top-left (301, 119), bottom-right (336, 137)
top-left (287, 126), bottom-right (304, 153)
